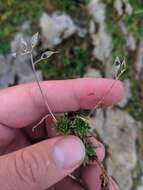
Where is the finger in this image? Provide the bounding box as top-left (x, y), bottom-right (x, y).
top-left (81, 164), bottom-right (119, 190)
top-left (54, 177), bottom-right (85, 190)
top-left (23, 122), bottom-right (47, 143)
top-left (108, 177), bottom-right (119, 190)
top-left (81, 164), bottom-right (103, 189)
top-left (0, 78), bottom-right (124, 128)
top-left (0, 125), bottom-right (29, 155)
top-left (88, 136), bottom-right (105, 162)
top-left (46, 114), bottom-right (64, 137)
top-left (24, 114), bottom-right (62, 141)
top-left (0, 136), bottom-right (85, 190)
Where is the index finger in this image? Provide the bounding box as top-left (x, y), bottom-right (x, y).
top-left (0, 78), bottom-right (124, 128)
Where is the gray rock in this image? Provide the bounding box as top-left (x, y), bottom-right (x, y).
top-left (18, 69), bottom-right (42, 84)
top-left (87, 0), bottom-right (112, 63)
top-left (89, 108), bottom-right (137, 190)
top-left (13, 54), bottom-right (42, 84)
top-left (117, 79), bottom-right (131, 108)
top-left (126, 33), bottom-right (136, 51)
top-left (11, 32), bottom-right (43, 85)
top-left (40, 12), bottom-right (77, 48)
top-left (0, 30), bottom-right (44, 89)
top-left (118, 21), bottom-right (128, 36)
top-left (114, 0), bottom-right (133, 16)
top-left (20, 21), bottom-right (30, 33)
top-left (0, 54), bottom-right (15, 89)
top-left (137, 186), bottom-right (143, 190)
top-left (84, 67), bottom-right (102, 78)
top-left (135, 41), bottom-right (143, 80)
top-left (87, 0), bottom-right (106, 24)
top-left (11, 32), bottom-right (31, 54)
top-left (91, 28), bottom-right (112, 62)
top-left (77, 27), bottom-right (87, 38)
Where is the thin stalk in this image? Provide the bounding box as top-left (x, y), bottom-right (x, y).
top-left (32, 113), bottom-right (49, 132)
top-left (88, 80), bottom-right (117, 117)
top-left (30, 53), bottom-right (57, 123)
top-left (88, 69), bottom-right (125, 117)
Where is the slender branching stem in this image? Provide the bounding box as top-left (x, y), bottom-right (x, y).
top-left (88, 62), bottom-right (126, 117)
top-left (30, 52), bottom-right (57, 123)
top-left (32, 113), bottom-right (50, 132)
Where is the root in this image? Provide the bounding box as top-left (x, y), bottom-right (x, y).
top-left (32, 113), bottom-right (53, 132)
top-left (68, 174), bottom-right (89, 190)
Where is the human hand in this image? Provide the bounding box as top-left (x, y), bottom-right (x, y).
top-left (0, 78), bottom-right (124, 190)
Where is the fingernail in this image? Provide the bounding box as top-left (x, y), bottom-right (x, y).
top-left (53, 136), bottom-right (85, 169)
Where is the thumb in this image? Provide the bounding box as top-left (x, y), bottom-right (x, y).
top-left (0, 136), bottom-right (85, 190)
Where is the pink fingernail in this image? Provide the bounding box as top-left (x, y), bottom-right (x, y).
top-left (53, 136), bottom-right (85, 169)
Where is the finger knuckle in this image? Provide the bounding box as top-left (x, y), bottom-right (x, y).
top-left (14, 149), bottom-right (42, 186)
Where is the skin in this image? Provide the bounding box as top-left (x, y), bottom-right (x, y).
top-left (0, 78), bottom-right (124, 190)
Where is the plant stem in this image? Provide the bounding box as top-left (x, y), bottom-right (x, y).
top-left (89, 67), bottom-right (125, 117)
top-left (30, 53), bottom-right (57, 123)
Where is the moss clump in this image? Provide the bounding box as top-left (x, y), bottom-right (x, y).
top-left (56, 116), bottom-right (71, 135)
top-left (72, 117), bottom-right (90, 138)
top-left (56, 115), bottom-right (96, 165)
top-left (84, 139), bottom-right (97, 165)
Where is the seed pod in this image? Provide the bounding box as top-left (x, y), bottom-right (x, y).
top-left (31, 32), bottom-right (39, 48)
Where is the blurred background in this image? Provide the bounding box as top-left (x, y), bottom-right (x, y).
top-left (0, 0), bottom-right (143, 189)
